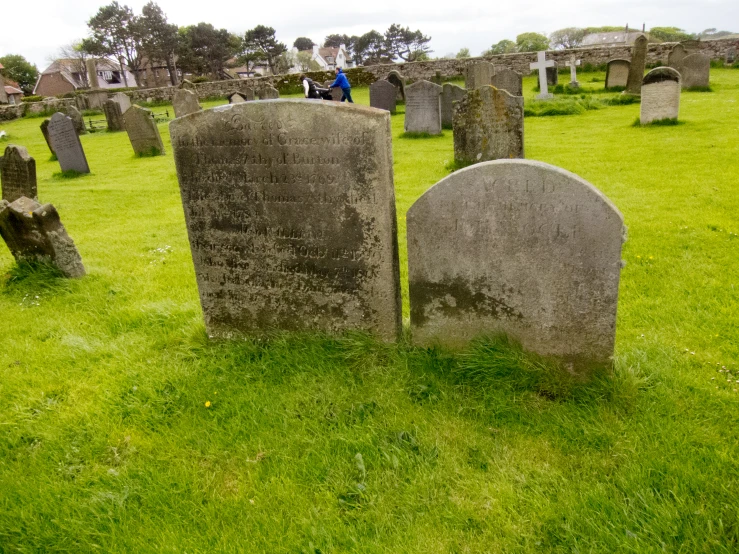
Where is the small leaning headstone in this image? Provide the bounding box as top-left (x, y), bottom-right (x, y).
top-left (640, 67), bottom-right (681, 124)
top-left (0, 196), bottom-right (86, 278)
top-left (173, 89), bottom-right (201, 118)
top-left (1, 145), bottom-right (37, 203)
top-left (39, 119), bottom-right (56, 158)
top-left (123, 105), bottom-right (165, 156)
top-left (370, 80), bottom-right (397, 113)
top-left (624, 34), bottom-right (648, 95)
top-left (490, 69), bottom-right (523, 97)
top-left (605, 59), bottom-right (630, 89)
top-left (404, 80), bottom-right (442, 135)
top-left (48, 113), bottom-right (90, 174)
top-left (102, 100), bottom-right (125, 131)
top-left (680, 53), bottom-right (710, 89)
top-left (441, 83), bottom-right (466, 129)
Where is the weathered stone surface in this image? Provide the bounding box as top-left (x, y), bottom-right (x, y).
top-left (441, 83), bottom-right (466, 128)
top-left (386, 70), bottom-right (406, 101)
top-left (64, 105), bottom-right (87, 135)
top-left (323, 81), bottom-right (343, 101)
top-left (48, 113), bottom-right (90, 173)
top-left (123, 105), bottom-right (165, 156)
top-left (0, 73), bottom-right (7, 104)
top-left (103, 100), bottom-right (125, 131)
top-left (170, 100), bottom-right (402, 340)
top-left (640, 67), bottom-right (681, 124)
top-left (0, 196), bottom-right (86, 278)
top-left (407, 159), bottom-right (625, 373)
top-left (86, 59), bottom-right (100, 89)
top-left (173, 89), bottom-right (201, 118)
top-left (258, 86), bottom-right (280, 99)
top-left (370, 80), bottom-right (397, 113)
top-left (87, 90), bottom-right (108, 110)
top-left (227, 91), bottom-right (248, 104)
top-left (453, 86), bottom-right (524, 164)
top-left (546, 64), bottom-right (559, 86)
top-left (605, 59), bottom-right (630, 88)
top-left (490, 69), bottom-right (523, 96)
top-left (111, 92), bottom-right (132, 113)
top-left (668, 43), bottom-right (688, 74)
top-left (680, 53), bottom-right (710, 88)
top-left (40, 119), bottom-right (56, 157)
top-left (625, 34), bottom-right (648, 95)
top-left (404, 80), bottom-right (442, 135)
top-left (465, 61), bottom-right (495, 89)
top-left (1, 145), bottom-right (37, 202)
top-left (180, 79), bottom-right (196, 91)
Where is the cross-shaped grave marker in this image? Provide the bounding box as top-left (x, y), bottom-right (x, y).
top-left (530, 51), bottom-right (554, 100)
top-left (565, 56), bottom-right (581, 88)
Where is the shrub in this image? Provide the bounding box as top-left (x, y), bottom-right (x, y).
top-left (191, 76), bottom-right (210, 83)
top-left (21, 95), bottom-right (44, 103)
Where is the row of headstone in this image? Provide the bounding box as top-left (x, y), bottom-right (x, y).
top-left (668, 44), bottom-right (710, 88)
top-left (169, 101), bottom-right (625, 375)
top-left (464, 62), bottom-right (524, 96)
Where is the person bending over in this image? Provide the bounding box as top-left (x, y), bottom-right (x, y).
top-left (329, 67), bottom-right (353, 103)
top-left (300, 74), bottom-right (321, 99)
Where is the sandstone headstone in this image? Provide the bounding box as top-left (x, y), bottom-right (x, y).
top-left (227, 91), bottom-right (248, 104)
top-left (386, 70), bottom-right (406, 102)
top-left (465, 61), bottom-right (495, 89)
top-left (605, 59), bottom-right (630, 89)
top-left (48, 113), bottom-right (90, 173)
top-left (530, 51), bottom-right (555, 100)
top-left (441, 83), bottom-right (466, 129)
top-left (625, 34), bottom-right (648, 95)
top-left (668, 43), bottom-right (688, 74)
top-left (0, 196), bottom-right (86, 278)
top-left (453, 86), bottom-right (523, 164)
top-left (546, 64), bottom-right (559, 86)
top-left (64, 105), bottom-right (87, 135)
top-left (170, 100), bottom-right (402, 340)
top-left (258, 86), bottom-right (280, 100)
top-left (173, 89), bottom-right (201, 118)
top-left (406, 159), bottom-right (625, 374)
top-left (490, 69), bottom-right (523, 97)
top-left (111, 92), bottom-right (132, 113)
top-left (323, 81), bottom-right (342, 101)
top-left (123, 105), bottom-right (165, 156)
top-left (404, 80), bottom-right (442, 135)
top-left (370, 80), bottom-right (397, 113)
top-left (40, 119), bottom-right (56, 158)
top-left (640, 67), bottom-right (681, 124)
top-left (1, 146), bottom-right (37, 203)
top-left (680, 53), bottom-right (710, 88)
top-left (102, 100), bottom-right (124, 131)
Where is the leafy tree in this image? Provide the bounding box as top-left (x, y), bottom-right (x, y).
top-left (81, 2), bottom-right (144, 86)
top-left (384, 23), bottom-right (432, 62)
top-left (583, 26), bottom-right (625, 34)
top-left (353, 30), bottom-right (391, 65)
top-left (483, 39), bottom-right (516, 56)
top-left (243, 25), bottom-right (287, 75)
top-left (515, 32), bottom-right (549, 52)
top-left (0, 54), bottom-right (39, 94)
top-left (293, 37), bottom-right (314, 51)
top-left (456, 47), bottom-right (471, 59)
top-left (235, 35), bottom-right (265, 75)
top-left (178, 23), bottom-right (238, 80)
top-left (295, 51), bottom-right (320, 71)
top-left (649, 27), bottom-right (695, 43)
top-left (698, 28), bottom-right (735, 39)
top-left (274, 51), bottom-right (295, 75)
top-left (54, 41), bottom-right (90, 88)
top-left (139, 1), bottom-right (179, 85)
top-left (549, 27), bottom-right (587, 49)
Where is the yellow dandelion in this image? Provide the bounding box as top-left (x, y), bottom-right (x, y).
top-left (205, 401), bottom-right (211, 408)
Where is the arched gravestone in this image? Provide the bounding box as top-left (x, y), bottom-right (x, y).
top-left (258, 86), bottom-right (280, 99)
top-left (453, 86), bottom-right (523, 164)
top-left (386, 71), bottom-right (406, 102)
top-left (369, 80), bottom-right (397, 113)
top-left (441, 83), bottom-right (466, 128)
top-left (490, 69), bottom-right (523, 97)
top-left (605, 59), bottom-right (630, 89)
top-left (404, 80), bottom-right (442, 135)
top-left (680, 53), bottom-right (710, 88)
top-left (625, 34), bottom-right (648, 95)
top-left (1, 145), bottom-right (37, 203)
top-left (173, 89), bottom-right (201, 118)
top-left (667, 44), bottom-right (688, 74)
top-left (465, 61), bottom-right (495, 89)
top-left (640, 67), bottom-right (681, 124)
top-left (227, 91), bottom-right (248, 104)
top-left (407, 160), bottom-right (625, 374)
top-left (169, 100), bottom-right (402, 341)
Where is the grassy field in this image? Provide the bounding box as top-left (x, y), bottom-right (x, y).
top-left (0, 70), bottom-right (738, 553)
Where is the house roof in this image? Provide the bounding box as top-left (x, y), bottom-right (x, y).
top-left (5, 85), bottom-right (22, 95)
top-left (318, 47), bottom-right (340, 60)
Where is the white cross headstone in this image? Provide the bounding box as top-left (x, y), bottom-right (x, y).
top-left (530, 51), bottom-right (555, 100)
top-left (565, 56), bottom-right (581, 87)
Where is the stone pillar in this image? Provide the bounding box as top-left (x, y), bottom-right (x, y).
top-left (86, 58), bottom-right (100, 89)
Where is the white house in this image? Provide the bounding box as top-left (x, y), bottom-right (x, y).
top-left (291, 44), bottom-right (351, 73)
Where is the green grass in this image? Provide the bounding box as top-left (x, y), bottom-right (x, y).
top-left (0, 70), bottom-right (738, 552)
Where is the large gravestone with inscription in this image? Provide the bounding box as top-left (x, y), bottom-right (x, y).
top-left (407, 160), bottom-right (625, 374)
top-left (441, 84), bottom-right (466, 129)
top-left (1, 145), bottom-right (37, 202)
top-left (48, 113), bottom-right (90, 174)
top-left (0, 196), bottom-right (86, 278)
top-left (170, 100), bottom-right (402, 341)
top-left (465, 61), bottom-right (495, 89)
top-left (404, 80), bottom-right (442, 135)
top-left (606, 59), bottom-right (630, 89)
top-left (173, 89), bottom-right (201, 118)
top-left (625, 34), bottom-right (648, 95)
top-left (453, 86), bottom-right (524, 164)
top-left (369, 80), bottom-right (396, 113)
top-left (490, 69), bottom-right (523, 97)
top-left (640, 67), bottom-right (681, 124)
top-left (680, 53), bottom-right (710, 88)
top-left (124, 105), bottom-right (165, 156)
top-left (103, 100), bottom-right (125, 131)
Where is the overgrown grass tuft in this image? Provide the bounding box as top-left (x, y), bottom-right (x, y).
top-left (399, 131), bottom-right (446, 139)
top-left (632, 117), bottom-right (684, 127)
top-left (51, 169), bottom-right (90, 179)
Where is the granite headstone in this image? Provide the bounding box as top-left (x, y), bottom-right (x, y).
top-left (640, 67), bottom-right (681, 124)
top-left (441, 83), bottom-right (466, 129)
top-left (465, 61), bottom-right (495, 89)
top-left (680, 53), bottom-right (710, 88)
top-left (173, 89), bottom-right (201, 118)
top-left (123, 105), bottom-right (165, 156)
top-left (103, 99), bottom-right (125, 131)
top-left (370, 80), bottom-right (397, 113)
top-left (490, 69), bottom-right (523, 97)
top-left (404, 80), bottom-right (442, 135)
top-left (605, 59), bottom-right (630, 89)
top-left (48, 113), bottom-right (90, 173)
top-left (111, 92), bottom-right (132, 113)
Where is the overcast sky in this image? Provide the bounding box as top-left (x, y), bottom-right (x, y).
top-left (2, 0), bottom-right (737, 69)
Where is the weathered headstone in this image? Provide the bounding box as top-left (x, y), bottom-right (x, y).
top-left (605, 59), bottom-right (630, 89)
top-left (170, 100), bottom-right (402, 340)
top-left (564, 56), bottom-right (581, 88)
top-left (667, 43), bottom-right (688, 74)
top-left (465, 61), bottom-right (495, 89)
top-left (323, 81), bottom-right (343, 101)
top-left (386, 70), bottom-right (406, 102)
top-left (1, 146), bottom-right (37, 202)
top-left (406, 159), bottom-right (625, 374)
top-left (490, 69), bottom-right (523, 97)
top-left (433, 71), bottom-right (443, 85)
top-left (87, 90), bottom-right (109, 110)
top-left (173, 89), bottom-right (201, 118)
top-left (241, 87), bottom-right (255, 101)
top-left (48, 113), bottom-right (90, 174)
top-left (258, 86), bottom-right (280, 99)
top-left (123, 105), bottom-right (165, 156)
top-left (0, 73), bottom-right (7, 104)
top-left (530, 51), bottom-right (555, 100)
top-left (726, 48), bottom-right (736, 65)
top-left (102, 100), bottom-right (125, 131)
top-left (453, 86), bottom-right (524, 164)
top-left (39, 119), bottom-right (56, 158)
top-left (180, 79), bottom-right (196, 91)
top-left (111, 92), bottom-right (132, 113)
top-left (404, 80), bottom-right (442, 135)
top-left (546, 63), bottom-right (559, 86)
top-left (640, 67), bottom-right (681, 124)
top-left (227, 91), bottom-right (248, 104)
top-left (625, 34), bottom-right (648, 95)
top-left (64, 105), bottom-right (87, 135)
top-left (370, 80), bottom-right (397, 113)
top-left (680, 53), bottom-right (710, 88)
top-left (0, 196), bottom-right (86, 278)
top-left (441, 83), bottom-right (467, 129)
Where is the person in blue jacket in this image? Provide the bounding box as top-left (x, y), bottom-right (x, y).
top-left (329, 67), bottom-right (353, 103)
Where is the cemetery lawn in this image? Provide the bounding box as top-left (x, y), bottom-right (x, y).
top-left (1, 69), bottom-right (738, 553)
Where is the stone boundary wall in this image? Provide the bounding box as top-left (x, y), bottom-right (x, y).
top-left (0, 98), bottom-right (75, 122)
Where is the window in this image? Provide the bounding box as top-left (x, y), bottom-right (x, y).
top-left (326, 56), bottom-right (334, 64)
